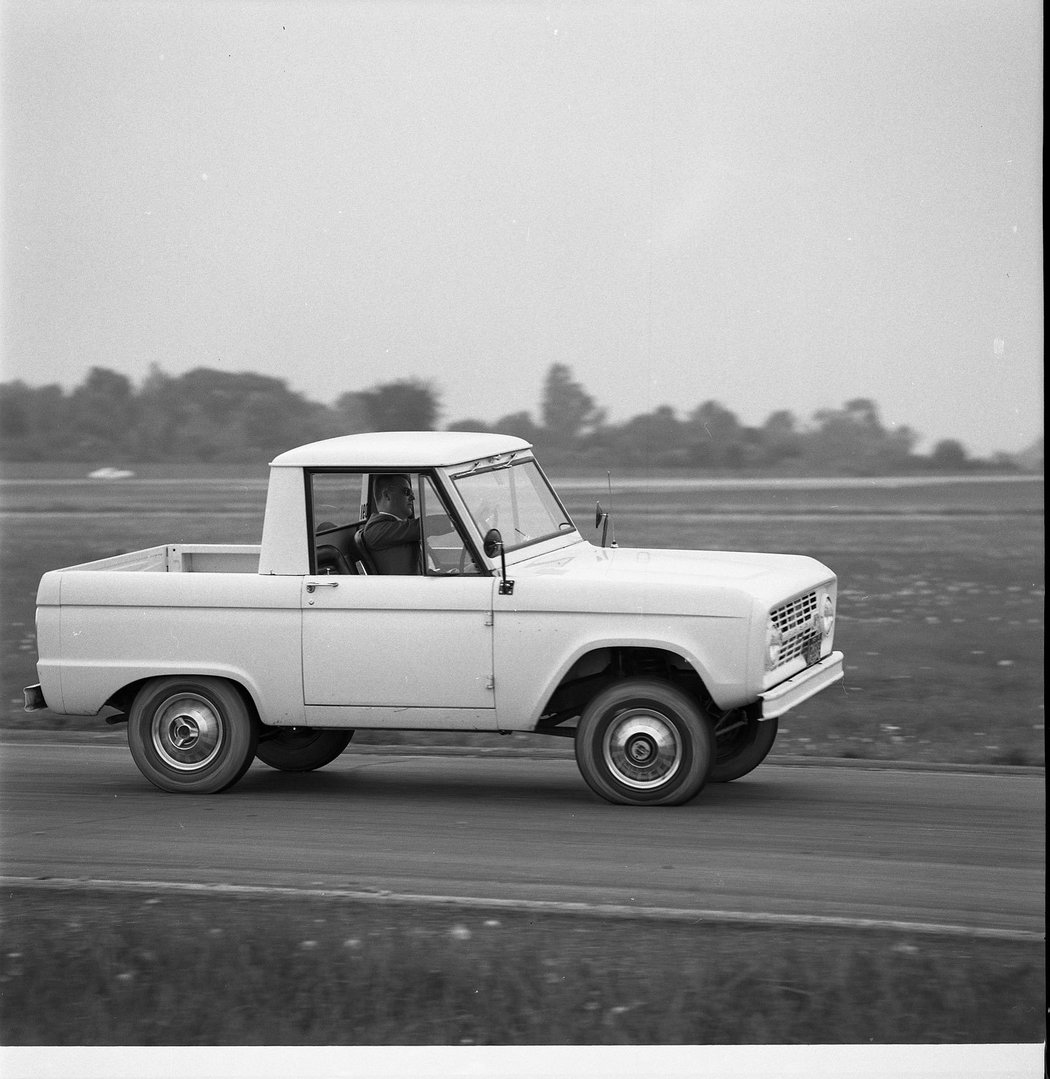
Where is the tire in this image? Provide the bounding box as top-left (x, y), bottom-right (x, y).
top-left (709, 714), bottom-right (778, 783)
top-left (255, 728), bottom-right (353, 772)
top-left (127, 677), bottom-right (258, 794)
top-left (574, 679), bottom-right (714, 806)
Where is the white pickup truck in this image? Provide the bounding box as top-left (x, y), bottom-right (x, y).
top-left (24, 431), bottom-right (843, 805)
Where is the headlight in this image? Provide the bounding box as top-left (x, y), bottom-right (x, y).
top-left (819, 594), bottom-right (835, 637)
top-left (765, 619), bottom-right (783, 671)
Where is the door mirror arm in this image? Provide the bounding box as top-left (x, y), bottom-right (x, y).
top-left (595, 498), bottom-right (618, 548)
top-left (483, 528), bottom-right (515, 596)
top-left (595, 501), bottom-right (611, 548)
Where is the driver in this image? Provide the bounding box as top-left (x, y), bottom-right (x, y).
top-left (361, 474), bottom-right (452, 575)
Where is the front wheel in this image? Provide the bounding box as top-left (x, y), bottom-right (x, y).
top-left (710, 714), bottom-right (778, 783)
top-left (255, 728), bottom-right (353, 772)
top-left (574, 679), bottom-right (714, 806)
top-left (127, 676), bottom-right (258, 794)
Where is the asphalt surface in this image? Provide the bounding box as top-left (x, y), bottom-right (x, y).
top-left (0, 740), bottom-right (1043, 938)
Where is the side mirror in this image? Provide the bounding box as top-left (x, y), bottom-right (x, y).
top-left (594, 500), bottom-right (613, 548)
top-left (483, 528), bottom-right (503, 559)
top-left (483, 528), bottom-right (515, 595)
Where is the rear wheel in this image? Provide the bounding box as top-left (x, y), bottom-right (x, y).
top-left (255, 728), bottom-right (353, 772)
top-left (574, 679), bottom-right (714, 806)
top-left (127, 677), bottom-right (257, 794)
top-left (710, 713), bottom-right (778, 783)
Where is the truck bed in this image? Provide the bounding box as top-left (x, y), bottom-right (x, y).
top-left (59, 544), bottom-right (262, 574)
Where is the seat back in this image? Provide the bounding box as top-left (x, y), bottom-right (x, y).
top-left (314, 543), bottom-right (352, 575)
top-left (351, 526), bottom-right (379, 575)
top-left (314, 521), bottom-right (365, 575)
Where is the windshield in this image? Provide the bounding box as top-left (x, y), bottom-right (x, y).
top-left (453, 459), bottom-right (575, 551)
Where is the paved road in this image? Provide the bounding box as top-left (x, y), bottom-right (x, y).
top-left (0, 741), bottom-right (1043, 936)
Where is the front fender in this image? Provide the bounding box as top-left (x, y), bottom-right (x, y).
top-left (493, 611), bottom-right (751, 730)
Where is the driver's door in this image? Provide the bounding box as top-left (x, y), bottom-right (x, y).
top-left (300, 469), bottom-right (496, 727)
top-left (301, 574), bottom-right (496, 721)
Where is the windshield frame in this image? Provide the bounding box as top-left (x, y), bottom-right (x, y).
top-left (451, 457), bottom-right (576, 554)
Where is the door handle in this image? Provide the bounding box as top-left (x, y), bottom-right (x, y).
top-left (306, 580), bottom-right (340, 593)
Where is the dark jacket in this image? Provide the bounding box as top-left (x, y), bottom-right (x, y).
top-left (361, 512), bottom-right (424, 575)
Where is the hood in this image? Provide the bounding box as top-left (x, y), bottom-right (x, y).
top-left (512, 540), bottom-right (833, 604)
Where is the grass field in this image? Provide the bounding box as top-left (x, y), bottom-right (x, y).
top-left (1, 468), bottom-right (1042, 765)
top-left (0, 886), bottom-right (1042, 1046)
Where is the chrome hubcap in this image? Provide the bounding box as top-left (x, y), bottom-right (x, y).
top-left (151, 694), bottom-right (224, 772)
top-left (603, 708), bottom-right (682, 789)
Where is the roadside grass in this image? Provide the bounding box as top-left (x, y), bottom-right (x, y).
top-left (2, 474), bottom-right (1043, 766)
top-left (0, 887), bottom-right (1042, 1046)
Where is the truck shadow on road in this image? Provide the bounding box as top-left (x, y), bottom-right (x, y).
top-left (229, 755), bottom-right (797, 811)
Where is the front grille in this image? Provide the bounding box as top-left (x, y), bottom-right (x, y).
top-left (771, 591), bottom-right (820, 668)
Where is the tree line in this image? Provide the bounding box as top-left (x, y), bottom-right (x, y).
top-left (0, 362), bottom-right (1020, 474)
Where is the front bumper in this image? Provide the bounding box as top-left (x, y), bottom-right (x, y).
top-left (23, 683), bottom-right (47, 711)
top-left (757, 651), bottom-right (844, 719)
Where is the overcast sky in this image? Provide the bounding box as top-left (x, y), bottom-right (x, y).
top-left (1, 0), bottom-right (1042, 455)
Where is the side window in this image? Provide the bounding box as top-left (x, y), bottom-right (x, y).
top-left (311, 473), bottom-right (366, 535)
top-left (310, 473), bottom-right (367, 575)
top-left (419, 475), bottom-right (481, 576)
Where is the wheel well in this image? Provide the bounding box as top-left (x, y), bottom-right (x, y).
top-left (105, 678), bottom-right (152, 719)
top-left (106, 676), bottom-right (261, 726)
top-left (535, 647), bottom-right (709, 733)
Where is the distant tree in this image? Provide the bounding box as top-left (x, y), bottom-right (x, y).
top-left (131, 365), bottom-right (184, 460)
top-left (602, 406), bottom-right (688, 467)
top-left (805, 399), bottom-right (917, 474)
top-left (33, 384), bottom-right (76, 457)
top-left (238, 388), bottom-right (324, 458)
top-left (540, 364), bottom-right (605, 447)
top-left (843, 397), bottom-right (881, 428)
top-left (0, 381), bottom-right (73, 459)
top-left (930, 438), bottom-right (969, 471)
top-left (890, 424), bottom-right (919, 462)
top-left (359, 379), bottom-right (439, 431)
top-left (989, 451), bottom-right (1022, 472)
top-left (130, 367), bottom-right (326, 461)
top-left (332, 391), bottom-right (372, 434)
top-left (0, 382), bottom-right (30, 440)
top-left (174, 368), bottom-right (290, 423)
top-left (68, 367), bottom-right (136, 457)
top-left (759, 409), bottom-right (803, 465)
top-left (684, 400), bottom-right (745, 467)
top-left (494, 410), bottom-right (543, 444)
top-left (1013, 437), bottom-right (1043, 474)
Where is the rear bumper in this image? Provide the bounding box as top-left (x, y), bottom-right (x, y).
top-left (23, 684), bottom-right (47, 711)
top-left (757, 651), bottom-right (844, 719)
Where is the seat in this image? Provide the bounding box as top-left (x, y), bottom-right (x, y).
top-left (314, 543), bottom-right (352, 575)
top-left (350, 527), bottom-right (379, 575)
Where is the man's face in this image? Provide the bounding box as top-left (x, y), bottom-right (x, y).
top-left (382, 477), bottom-right (415, 519)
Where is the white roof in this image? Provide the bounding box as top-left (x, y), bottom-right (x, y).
top-left (270, 431), bottom-right (532, 469)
